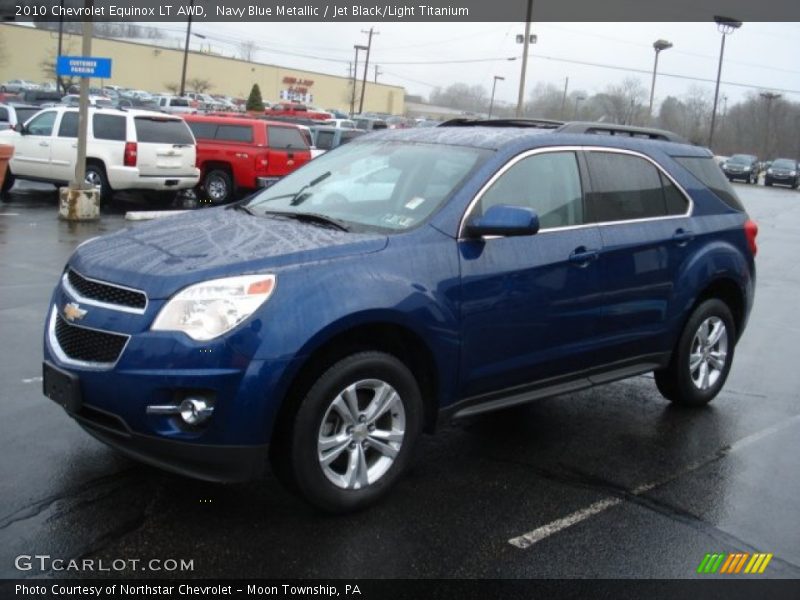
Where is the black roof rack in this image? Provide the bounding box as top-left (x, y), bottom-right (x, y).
top-left (438, 117), bottom-right (689, 144)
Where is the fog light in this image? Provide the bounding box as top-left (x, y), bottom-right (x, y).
top-left (179, 397), bottom-right (214, 425)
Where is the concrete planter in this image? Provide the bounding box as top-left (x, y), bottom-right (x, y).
top-left (0, 144), bottom-right (13, 190)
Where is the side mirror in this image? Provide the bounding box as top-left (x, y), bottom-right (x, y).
top-left (14, 123), bottom-right (25, 134)
top-left (465, 204), bottom-right (540, 238)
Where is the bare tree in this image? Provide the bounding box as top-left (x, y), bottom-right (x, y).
top-left (595, 78), bottom-right (647, 125)
top-left (429, 83), bottom-right (489, 114)
top-left (40, 43), bottom-right (78, 94)
top-left (239, 41), bottom-right (258, 62)
top-left (186, 78), bottom-right (213, 93)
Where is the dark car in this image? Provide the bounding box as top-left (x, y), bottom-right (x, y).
top-left (43, 120), bottom-right (757, 512)
top-left (20, 90), bottom-right (64, 106)
top-left (722, 154), bottom-right (759, 184)
top-left (764, 158), bottom-right (799, 188)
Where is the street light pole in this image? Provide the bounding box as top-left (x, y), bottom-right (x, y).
top-left (179, 0), bottom-right (195, 97)
top-left (708, 16), bottom-right (741, 149)
top-left (488, 75), bottom-right (504, 119)
top-left (760, 91), bottom-right (781, 159)
top-left (648, 39), bottom-right (672, 121)
top-left (573, 94), bottom-right (585, 120)
top-left (56, 0), bottom-right (64, 93)
top-left (515, 0), bottom-right (534, 117)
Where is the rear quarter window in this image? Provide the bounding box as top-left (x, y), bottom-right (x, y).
top-left (675, 156), bottom-right (745, 212)
top-left (215, 124), bottom-right (254, 143)
top-left (267, 126), bottom-right (308, 150)
top-left (315, 130), bottom-right (335, 150)
top-left (186, 121), bottom-right (217, 140)
top-left (134, 117), bottom-right (195, 144)
top-left (92, 114), bottom-right (127, 141)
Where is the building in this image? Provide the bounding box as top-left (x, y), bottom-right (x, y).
top-left (0, 24), bottom-right (405, 115)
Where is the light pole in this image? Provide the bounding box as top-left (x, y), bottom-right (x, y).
top-left (648, 39), bottom-right (672, 120)
top-left (515, 0), bottom-right (535, 117)
top-left (708, 16), bottom-right (741, 149)
top-left (488, 76), bottom-right (505, 119)
top-left (358, 27), bottom-right (378, 114)
top-left (179, 0), bottom-right (196, 97)
top-left (760, 91), bottom-right (781, 159)
top-left (350, 44), bottom-right (368, 116)
top-left (573, 94), bottom-right (586, 120)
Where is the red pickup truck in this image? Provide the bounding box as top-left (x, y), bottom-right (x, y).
top-left (183, 114), bottom-right (312, 203)
top-left (266, 103), bottom-right (331, 121)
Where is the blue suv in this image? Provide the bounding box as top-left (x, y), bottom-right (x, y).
top-left (43, 120), bottom-right (758, 512)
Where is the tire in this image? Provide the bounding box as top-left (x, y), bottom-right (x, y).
top-left (275, 351), bottom-right (423, 513)
top-left (765, 179), bottom-right (772, 187)
top-left (655, 298), bottom-right (736, 407)
top-left (1, 168), bottom-right (15, 195)
top-left (202, 169), bottom-right (233, 204)
top-left (84, 163), bottom-right (112, 204)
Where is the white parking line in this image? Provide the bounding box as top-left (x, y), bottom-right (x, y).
top-left (508, 413), bottom-right (800, 550)
top-left (125, 210), bottom-right (190, 221)
top-left (22, 376), bottom-right (43, 384)
top-left (0, 212), bottom-right (20, 216)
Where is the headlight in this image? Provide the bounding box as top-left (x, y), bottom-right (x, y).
top-left (767, 168), bottom-right (773, 174)
top-left (791, 171), bottom-right (797, 176)
top-left (151, 274), bottom-right (276, 341)
top-left (743, 167), bottom-right (751, 171)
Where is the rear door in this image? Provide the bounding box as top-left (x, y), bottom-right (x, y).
top-left (49, 110), bottom-right (79, 182)
top-left (265, 125), bottom-right (310, 176)
top-left (584, 149), bottom-right (692, 363)
top-left (11, 109), bottom-right (58, 178)
top-left (132, 115), bottom-right (196, 176)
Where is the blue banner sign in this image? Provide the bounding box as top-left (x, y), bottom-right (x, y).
top-left (56, 56), bottom-right (112, 78)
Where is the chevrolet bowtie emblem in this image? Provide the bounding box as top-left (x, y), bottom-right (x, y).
top-left (63, 302), bottom-right (87, 322)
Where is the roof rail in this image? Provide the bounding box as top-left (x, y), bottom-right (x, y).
top-left (439, 117), bottom-right (564, 129)
top-left (556, 121), bottom-right (688, 143)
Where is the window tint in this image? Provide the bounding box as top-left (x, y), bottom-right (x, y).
top-left (186, 121), bottom-right (217, 140)
top-left (134, 117), bottom-right (194, 144)
top-left (478, 151), bottom-right (584, 229)
top-left (26, 111), bottom-right (57, 136)
top-left (674, 156), bottom-right (744, 211)
top-left (215, 124), bottom-right (253, 143)
top-left (660, 173), bottom-right (689, 216)
top-left (267, 126), bottom-right (308, 150)
top-left (315, 130), bottom-right (335, 150)
top-left (340, 130), bottom-right (364, 145)
top-left (58, 112), bottom-right (79, 137)
top-left (0, 108), bottom-right (8, 122)
top-left (15, 108), bottom-right (39, 124)
top-left (170, 97), bottom-right (189, 107)
top-left (585, 152), bottom-right (669, 222)
top-left (93, 114), bottom-right (126, 141)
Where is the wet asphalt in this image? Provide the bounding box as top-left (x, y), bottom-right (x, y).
top-left (0, 180), bottom-right (798, 580)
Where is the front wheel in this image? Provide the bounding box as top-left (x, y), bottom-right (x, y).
top-left (276, 351), bottom-right (423, 513)
top-left (655, 299), bottom-right (736, 407)
top-left (1, 168), bottom-right (15, 195)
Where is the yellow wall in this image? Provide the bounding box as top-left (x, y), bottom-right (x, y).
top-left (0, 24), bottom-right (405, 114)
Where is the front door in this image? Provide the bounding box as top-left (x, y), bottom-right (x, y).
top-left (458, 149), bottom-right (604, 398)
top-left (11, 110), bottom-right (58, 179)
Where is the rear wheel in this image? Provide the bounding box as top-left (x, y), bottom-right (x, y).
top-left (274, 351), bottom-right (423, 513)
top-left (765, 179), bottom-right (772, 187)
top-left (202, 169), bottom-right (233, 204)
top-left (84, 163), bottom-right (112, 204)
top-left (655, 299), bottom-right (736, 407)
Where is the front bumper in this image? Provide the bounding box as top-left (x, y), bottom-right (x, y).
top-left (256, 176), bottom-right (279, 188)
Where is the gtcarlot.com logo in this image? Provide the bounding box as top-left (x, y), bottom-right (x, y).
top-left (697, 552), bottom-right (773, 574)
top-left (14, 554), bottom-right (194, 573)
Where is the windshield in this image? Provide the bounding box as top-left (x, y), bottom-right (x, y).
top-left (771, 159), bottom-right (796, 169)
top-left (728, 155), bottom-right (753, 164)
top-left (247, 140), bottom-right (489, 232)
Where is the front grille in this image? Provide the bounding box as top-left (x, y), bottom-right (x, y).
top-left (67, 269), bottom-right (147, 310)
top-left (54, 314), bottom-right (128, 364)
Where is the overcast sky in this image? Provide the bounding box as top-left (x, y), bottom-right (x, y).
top-left (148, 21), bottom-right (800, 107)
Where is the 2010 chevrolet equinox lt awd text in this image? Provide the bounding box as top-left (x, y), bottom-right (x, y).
top-left (43, 120), bottom-right (758, 512)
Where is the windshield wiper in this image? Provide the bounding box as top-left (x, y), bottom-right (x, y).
top-left (263, 210), bottom-right (349, 232)
top-left (226, 202), bottom-right (256, 215)
top-left (290, 171), bottom-right (332, 206)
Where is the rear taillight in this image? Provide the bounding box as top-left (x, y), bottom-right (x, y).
top-left (744, 219), bottom-right (758, 256)
top-left (123, 142), bottom-right (137, 167)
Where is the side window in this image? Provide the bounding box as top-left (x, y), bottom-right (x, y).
top-left (660, 172), bottom-right (689, 216)
top-left (57, 112), bottom-right (79, 138)
top-left (478, 151), bottom-right (584, 229)
top-left (92, 114), bottom-right (127, 141)
top-left (26, 111), bottom-right (57, 136)
top-left (186, 121), bottom-right (217, 140)
top-left (215, 124), bottom-right (253, 143)
top-left (315, 130), bottom-right (335, 150)
top-left (0, 108), bottom-right (8, 123)
top-left (585, 152), bottom-right (673, 222)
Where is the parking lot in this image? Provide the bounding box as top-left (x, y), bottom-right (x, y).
top-left (0, 180), bottom-right (798, 579)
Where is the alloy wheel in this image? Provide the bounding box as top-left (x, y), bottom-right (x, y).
top-left (688, 316), bottom-right (728, 390)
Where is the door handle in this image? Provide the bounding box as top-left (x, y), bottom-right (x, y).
top-left (672, 228), bottom-right (695, 246)
top-left (39, 141), bottom-right (49, 147)
top-left (71, 143), bottom-right (78, 148)
top-left (569, 247), bottom-right (600, 266)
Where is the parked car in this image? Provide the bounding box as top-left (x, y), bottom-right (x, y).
top-left (721, 154), bottom-right (759, 183)
top-left (154, 95), bottom-right (195, 115)
top-left (326, 109), bottom-right (350, 119)
top-left (310, 125), bottom-right (365, 155)
top-left (42, 120), bottom-right (757, 512)
top-left (322, 118), bottom-right (356, 129)
top-left (20, 90), bottom-right (64, 106)
top-left (353, 116), bottom-right (389, 131)
top-left (183, 113), bottom-right (312, 203)
top-left (61, 94), bottom-right (114, 108)
top-left (115, 97), bottom-right (161, 111)
top-left (764, 158), bottom-right (799, 188)
top-left (267, 103), bottom-right (331, 121)
top-left (186, 92), bottom-right (222, 111)
top-left (0, 106), bottom-right (199, 202)
top-left (0, 79), bottom-right (39, 93)
top-left (0, 103), bottom-right (42, 131)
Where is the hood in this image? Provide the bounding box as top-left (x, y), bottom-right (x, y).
top-left (70, 207), bottom-right (388, 299)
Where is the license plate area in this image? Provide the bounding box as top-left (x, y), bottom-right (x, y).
top-left (43, 361), bottom-right (82, 413)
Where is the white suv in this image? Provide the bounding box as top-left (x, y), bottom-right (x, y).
top-left (0, 106), bottom-right (200, 202)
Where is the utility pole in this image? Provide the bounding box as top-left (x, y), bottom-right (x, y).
top-left (374, 65), bottom-right (382, 83)
top-left (560, 77), bottom-right (569, 119)
top-left (515, 0), bottom-right (534, 117)
top-left (760, 92), bottom-right (781, 159)
top-left (56, 0), bottom-right (64, 93)
top-left (359, 27), bottom-right (378, 114)
top-left (350, 45), bottom-right (367, 116)
top-left (179, 0), bottom-right (195, 97)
